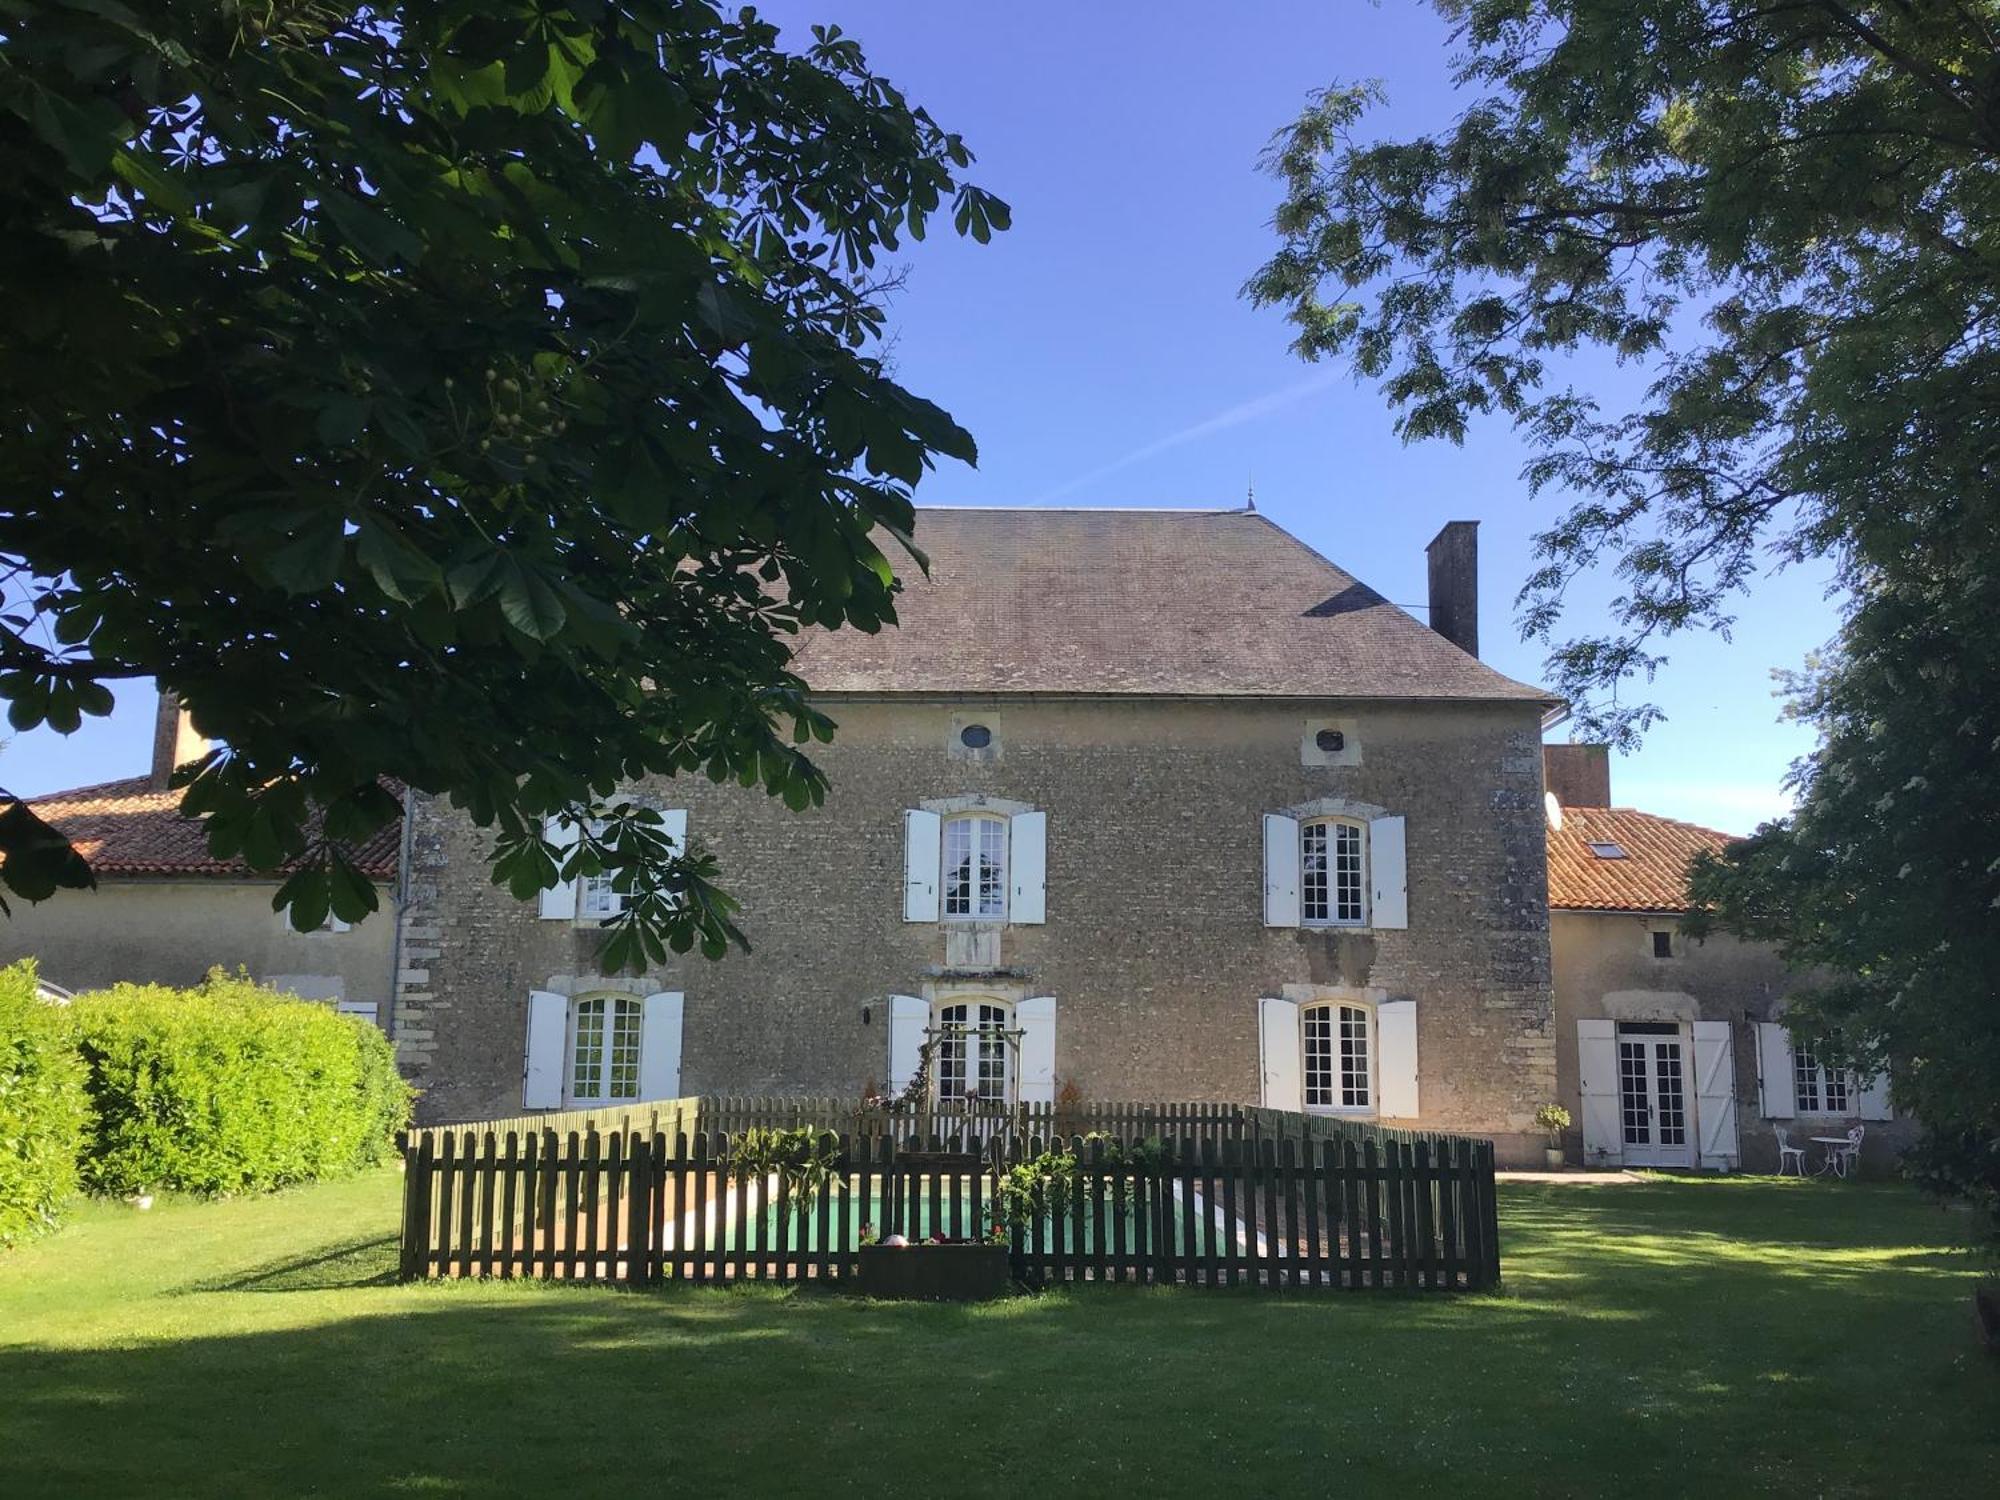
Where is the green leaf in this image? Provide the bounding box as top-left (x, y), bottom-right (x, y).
top-left (111, 147), bottom-right (193, 216)
top-left (355, 517), bottom-right (441, 604)
top-left (315, 396), bottom-right (368, 447)
top-left (29, 88), bottom-right (128, 178)
top-left (266, 519), bottom-right (347, 594)
top-left (497, 558), bottom-right (568, 640)
top-left (321, 191), bottom-right (423, 266)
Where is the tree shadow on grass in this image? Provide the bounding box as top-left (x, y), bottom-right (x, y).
top-left (183, 1234), bottom-right (401, 1293)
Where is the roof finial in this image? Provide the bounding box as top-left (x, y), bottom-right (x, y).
top-left (1245, 473), bottom-right (1256, 512)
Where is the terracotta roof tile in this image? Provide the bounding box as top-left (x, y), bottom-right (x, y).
top-left (20, 776), bottom-right (401, 880)
top-left (790, 508), bottom-right (1554, 702)
top-left (1547, 806), bottom-right (1735, 913)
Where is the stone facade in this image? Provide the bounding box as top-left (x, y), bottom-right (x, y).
top-left (1550, 911), bottom-right (1916, 1175)
top-left (399, 695), bottom-right (1557, 1163)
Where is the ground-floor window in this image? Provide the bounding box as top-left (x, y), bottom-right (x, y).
top-left (935, 1000), bottom-right (1011, 1104)
top-left (570, 995), bottom-right (642, 1105)
top-left (1303, 1001), bottom-right (1371, 1111)
top-left (1792, 1040), bottom-right (1851, 1115)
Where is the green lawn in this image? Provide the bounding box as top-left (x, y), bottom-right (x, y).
top-left (3, 1170), bottom-right (1996, 1498)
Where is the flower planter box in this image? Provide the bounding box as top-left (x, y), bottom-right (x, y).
top-left (854, 1243), bottom-right (1011, 1301)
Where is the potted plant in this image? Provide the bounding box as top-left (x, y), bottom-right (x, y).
top-left (1534, 1104), bottom-right (1571, 1169)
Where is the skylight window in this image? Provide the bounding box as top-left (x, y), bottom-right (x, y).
top-left (1586, 840), bottom-right (1628, 859)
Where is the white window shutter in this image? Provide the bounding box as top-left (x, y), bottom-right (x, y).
top-left (1375, 999), bottom-right (1419, 1118)
top-left (1009, 811), bottom-right (1047, 924)
top-left (539, 815), bottom-right (578, 920)
top-left (903, 810), bottom-right (941, 923)
top-left (1577, 1018), bottom-right (1623, 1164)
top-left (887, 994), bottom-right (928, 1093)
top-left (1756, 1022), bottom-right (1797, 1118)
top-left (1257, 996), bottom-right (1302, 1109)
top-left (523, 990), bottom-right (567, 1108)
top-left (661, 808), bottom-right (688, 856)
top-left (1691, 1020), bottom-right (1739, 1170)
top-left (1262, 814), bottom-right (1300, 928)
top-left (1857, 1069), bottom-right (1894, 1121)
top-left (1016, 994), bottom-right (1056, 1103)
top-left (639, 991), bottom-right (685, 1101)
top-left (1369, 815), bottom-right (1408, 929)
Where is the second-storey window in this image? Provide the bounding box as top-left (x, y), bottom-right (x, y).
top-left (1301, 817), bottom-right (1366, 926)
top-left (1303, 1001), bottom-right (1372, 1111)
top-left (577, 820), bottom-right (622, 919)
top-left (943, 813), bottom-right (1008, 920)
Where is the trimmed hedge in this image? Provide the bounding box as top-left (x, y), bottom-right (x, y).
top-left (1, 960), bottom-right (88, 1247)
top-left (72, 970), bottom-right (412, 1196)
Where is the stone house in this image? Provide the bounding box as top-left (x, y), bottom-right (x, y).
top-left (0, 696), bottom-right (403, 1018)
top-left (397, 507), bottom-right (1562, 1163)
top-left (1544, 745), bottom-right (1910, 1175)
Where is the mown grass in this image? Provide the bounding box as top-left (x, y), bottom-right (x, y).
top-left (3, 1170), bottom-right (1995, 1498)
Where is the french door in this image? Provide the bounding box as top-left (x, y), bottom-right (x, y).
top-left (1616, 1023), bottom-right (1694, 1168)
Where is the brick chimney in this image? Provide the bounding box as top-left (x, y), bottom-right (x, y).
top-left (149, 691), bottom-right (210, 792)
top-left (1425, 520), bottom-right (1479, 657)
top-left (1543, 744), bottom-right (1612, 809)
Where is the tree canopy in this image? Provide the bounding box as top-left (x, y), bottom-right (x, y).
top-left (0, 0), bottom-right (1008, 969)
top-left (1250, 0), bottom-right (2000, 1228)
top-left (1248, 0), bottom-right (2000, 741)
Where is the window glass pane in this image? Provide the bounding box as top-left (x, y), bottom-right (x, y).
top-left (1302, 821), bottom-right (1364, 924)
top-left (1338, 1004), bottom-right (1371, 1108)
top-left (975, 1003), bottom-right (1008, 1103)
top-left (934, 1002), bottom-right (1009, 1103)
top-left (1303, 1006), bottom-right (1334, 1108)
top-left (937, 1003), bottom-right (968, 1099)
top-left (1794, 1043), bottom-right (1821, 1114)
top-left (606, 999), bottom-right (641, 1100)
top-left (943, 816), bottom-right (1006, 919)
top-left (572, 998), bottom-right (606, 1101)
top-left (1824, 1066), bottom-right (1849, 1114)
top-left (1332, 823), bottom-right (1363, 923)
top-left (976, 821), bottom-right (1006, 917)
top-left (577, 819), bottom-right (622, 918)
top-left (1301, 822), bottom-right (1328, 922)
top-left (944, 821), bottom-right (972, 916)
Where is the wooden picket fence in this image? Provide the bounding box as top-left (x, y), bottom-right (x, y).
top-left (399, 1121), bottom-right (1500, 1292)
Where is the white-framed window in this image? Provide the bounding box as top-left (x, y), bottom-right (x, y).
top-left (1792, 1040), bottom-right (1852, 1116)
top-left (1302, 1000), bottom-right (1373, 1112)
top-left (934, 999), bottom-right (1013, 1104)
top-left (575, 820), bottom-right (622, 918)
top-left (1301, 817), bottom-right (1367, 927)
top-left (942, 813), bottom-right (1008, 921)
top-left (569, 994), bottom-right (643, 1106)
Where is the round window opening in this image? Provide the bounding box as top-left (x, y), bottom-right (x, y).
top-left (959, 723), bottom-right (993, 750)
top-left (1315, 728), bottom-right (1345, 753)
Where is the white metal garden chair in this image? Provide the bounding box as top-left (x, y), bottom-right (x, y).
top-left (1831, 1124), bottom-right (1864, 1179)
top-left (1775, 1126), bottom-right (1807, 1178)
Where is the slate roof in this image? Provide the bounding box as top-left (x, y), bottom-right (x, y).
top-left (789, 507), bottom-right (1552, 701)
top-left (19, 776), bottom-right (401, 880)
top-left (1547, 805), bottom-right (1735, 913)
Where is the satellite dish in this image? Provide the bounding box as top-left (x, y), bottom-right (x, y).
top-left (1545, 791), bottom-right (1564, 831)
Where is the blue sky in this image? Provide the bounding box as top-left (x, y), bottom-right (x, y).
top-left (0, 2), bottom-right (1834, 833)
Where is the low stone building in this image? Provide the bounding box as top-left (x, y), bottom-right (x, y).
top-left (397, 507), bottom-right (1562, 1163)
top-left (0, 697), bottom-right (403, 1020)
top-left (1545, 745), bottom-right (1910, 1175)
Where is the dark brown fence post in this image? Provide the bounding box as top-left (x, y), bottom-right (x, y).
top-left (399, 1133), bottom-right (432, 1281)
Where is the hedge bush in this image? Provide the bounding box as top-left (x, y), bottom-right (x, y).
top-left (0, 960), bottom-right (88, 1246)
top-left (71, 970), bottom-right (412, 1196)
